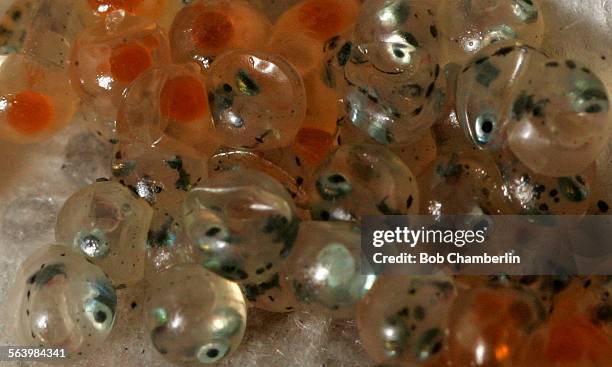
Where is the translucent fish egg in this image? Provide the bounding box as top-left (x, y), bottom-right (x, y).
top-left (145, 264), bottom-right (247, 365)
top-left (310, 144), bottom-right (419, 221)
top-left (71, 15), bottom-right (171, 137)
top-left (457, 41), bottom-right (611, 177)
top-left (9, 245), bottom-right (117, 357)
top-left (206, 50), bottom-right (307, 150)
top-left (284, 221), bottom-right (377, 318)
top-left (357, 275), bottom-right (458, 366)
top-left (333, 0), bottom-right (445, 145)
top-left (118, 63), bottom-right (213, 150)
top-left (506, 58), bottom-right (611, 177)
top-left (183, 169), bottom-right (299, 292)
top-left (0, 54), bottom-right (78, 143)
top-left (56, 181), bottom-right (153, 285)
top-left (20, 0), bottom-right (96, 67)
top-left (170, 0), bottom-right (271, 70)
top-left (437, 0), bottom-right (545, 66)
top-left (111, 138), bottom-right (208, 273)
top-left (456, 42), bottom-right (547, 151)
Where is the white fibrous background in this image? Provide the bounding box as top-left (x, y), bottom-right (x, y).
top-left (0, 0), bottom-right (611, 366)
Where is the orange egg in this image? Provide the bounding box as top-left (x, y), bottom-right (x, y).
top-left (191, 10), bottom-right (235, 53)
top-left (109, 42), bottom-right (153, 84)
top-left (546, 315), bottom-right (610, 363)
top-left (515, 308), bottom-right (612, 366)
top-left (7, 91), bottom-right (55, 134)
top-left (275, 0), bottom-right (360, 43)
top-left (0, 54), bottom-right (77, 143)
top-left (159, 75), bottom-right (209, 123)
top-left (170, 0), bottom-right (271, 70)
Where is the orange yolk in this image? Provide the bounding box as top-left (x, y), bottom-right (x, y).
top-left (296, 0), bottom-right (359, 41)
top-left (7, 91), bottom-right (55, 134)
top-left (294, 128), bottom-right (334, 165)
top-left (109, 42), bottom-right (153, 84)
top-left (89, 0), bottom-right (144, 14)
top-left (546, 313), bottom-right (611, 363)
top-left (160, 75), bottom-right (208, 123)
top-left (192, 9), bottom-right (234, 52)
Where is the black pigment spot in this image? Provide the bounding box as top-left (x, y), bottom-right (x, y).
top-left (147, 216), bottom-right (176, 248)
top-left (596, 304), bottom-right (612, 323)
top-left (337, 42), bottom-right (352, 66)
top-left (493, 46), bottom-right (514, 57)
top-left (512, 92), bottom-right (550, 119)
top-left (406, 195), bottom-right (414, 209)
top-left (429, 24), bottom-right (438, 38)
top-left (400, 32), bottom-right (419, 48)
top-left (243, 274), bottom-right (280, 302)
top-left (324, 36), bottom-right (340, 52)
top-left (206, 227), bottom-right (222, 236)
top-left (210, 84), bottom-right (235, 111)
top-left (263, 215), bottom-right (300, 257)
top-left (377, 197), bottom-right (402, 215)
top-left (475, 56), bottom-right (489, 65)
top-left (597, 200), bottom-right (609, 213)
top-left (30, 264), bottom-right (66, 287)
top-left (475, 60), bottom-right (501, 87)
top-left (164, 156), bottom-right (192, 191)
top-left (425, 82), bottom-right (435, 98)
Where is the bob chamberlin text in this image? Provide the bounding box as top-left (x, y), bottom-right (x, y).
top-left (371, 252), bottom-right (522, 265)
